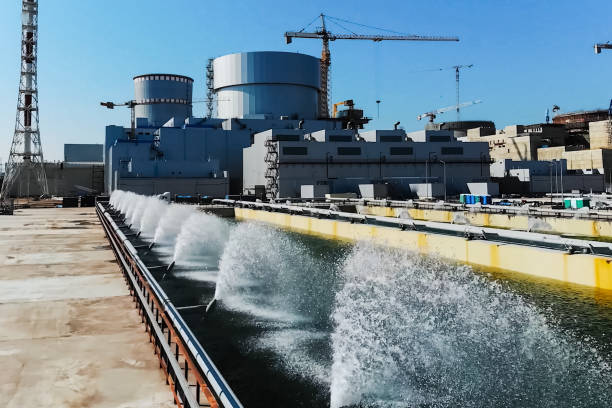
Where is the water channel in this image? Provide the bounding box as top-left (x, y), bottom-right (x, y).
top-left (110, 191), bottom-right (612, 408)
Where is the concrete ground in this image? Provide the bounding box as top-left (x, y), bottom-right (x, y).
top-left (0, 207), bottom-right (174, 408)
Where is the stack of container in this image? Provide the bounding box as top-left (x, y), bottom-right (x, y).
top-left (460, 194), bottom-right (491, 205)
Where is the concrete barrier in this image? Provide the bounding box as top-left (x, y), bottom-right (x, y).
top-left (357, 205), bottom-right (612, 239)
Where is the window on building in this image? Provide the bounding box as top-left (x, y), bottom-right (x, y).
top-left (283, 147), bottom-right (308, 155)
top-left (390, 147), bottom-right (414, 155)
top-left (337, 147), bottom-right (361, 155)
top-left (380, 135), bottom-right (403, 142)
top-left (275, 135), bottom-right (300, 141)
top-left (441, 147), bottom-right (463, 155)
top-left (429, 135), bottom-right (451, 142)
top-left (329, 135), bottom-right (353, 142)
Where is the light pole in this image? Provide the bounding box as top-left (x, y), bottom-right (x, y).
top-left (560, 159), bottom-right (564, 202)
top-left (439, 159), bottom-right (447, 202)
top-left (426, 152), bottom-right (437, 199)
top-left (548, 162), bottom-right (554, 206)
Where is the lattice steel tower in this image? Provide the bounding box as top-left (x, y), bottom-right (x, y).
top-left (1, 0), bottom-right (49, 200)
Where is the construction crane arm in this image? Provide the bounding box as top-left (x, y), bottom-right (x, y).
top-left (285, 14), bottom-right (460, 118)
top-left (332, 99), bottom-right (354, 118)
top-left (595, 43), bottom-right (612, 54)
top-left (417, 100), bottom-right (482, 121)
top-left (285, 31), bottom-right (458, 43)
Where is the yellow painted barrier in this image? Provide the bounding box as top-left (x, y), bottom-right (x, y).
top-left (235, 207), bottom-right (612, 291)
top-left (357, 205), bottom-right (612, 239)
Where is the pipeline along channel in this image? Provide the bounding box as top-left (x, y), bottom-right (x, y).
top-left (109, 191), bottom-right (612, 408)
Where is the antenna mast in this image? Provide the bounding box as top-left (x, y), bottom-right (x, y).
top-left (1, 0), bottom-right (49, 200)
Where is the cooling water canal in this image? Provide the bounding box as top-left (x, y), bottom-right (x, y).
top-left (110, 191), bottom-right (612, 408)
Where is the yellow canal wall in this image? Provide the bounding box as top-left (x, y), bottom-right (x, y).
top-left (356, 205), bottom-right (612, 239)
top-left (234, 207), bottom-right (612, 291)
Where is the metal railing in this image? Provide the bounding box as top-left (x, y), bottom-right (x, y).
top-left (96, 202), bottom-right (243, 408)
top-left (325, 197), bottom-right (612, 221)
top-left (215, 198), bottom-right (612, 257)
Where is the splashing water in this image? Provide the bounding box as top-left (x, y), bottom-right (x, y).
top-left (330, 243), bottom-right (612, 408)
top-left (452, 212), bottom-right (470, 225)
top-left (574, 207), bottom-right (590, 219)
top-left (173, 212), bottom-right (230, 265)
top-left (397, 209), bottom-right (412, 220)
top-left (528, 217), bottom-right (553, 232)
top-left (215, 221), bottom-right (342, 324)
top-left (153, 203), bottom-right (196, 246)
top-left (139, 198), bottom-right (169, 238)
top-left (107, 190), bottom-right (612, 408)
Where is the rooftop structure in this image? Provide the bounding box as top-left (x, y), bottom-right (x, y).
top-left (467, 123), bottom-right (567, 161)
top-left (0, 207), bottom-right (173, 406)
top-left (64, 144), bottom-right (103, 163)
top-left (243, 128), bottom-right (491, 199)
top-left (553, 108), bottom-right (610, 146)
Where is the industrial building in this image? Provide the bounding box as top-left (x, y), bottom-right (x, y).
top-left (104, 52), bottom-right (348, 197)
top-left (103, 50), bottom-right (497, 199)
top-left (2, 143), bottom-right (104, 197)
top-left (553, 108), bottom-right (610, 146)
top-left (243, 128), bottom-right (491, 198)
top-left (490, 159), bottom-right (604, 194)
top-left (466, 123), bottom-right (566, 161)
top-left (535, 117), bottom-right (612, 189)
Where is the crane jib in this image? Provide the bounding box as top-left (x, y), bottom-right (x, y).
top-left (285, 31), bottom-right (459, 42)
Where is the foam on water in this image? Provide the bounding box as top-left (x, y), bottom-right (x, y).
top-left (330, 243), bottom-right (612, 408)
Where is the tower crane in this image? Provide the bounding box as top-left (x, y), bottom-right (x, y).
top-left (452, 64), bottom-right (473, 120)
top-left (407, 64), bottom-right (474, 120)
top-left (417, 100), bottom-right (482, 122)
top-left (285, 14), bottom-right (459, 118)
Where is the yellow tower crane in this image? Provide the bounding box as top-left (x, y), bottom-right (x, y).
top-left (285, 14), bottom-right (459, 119)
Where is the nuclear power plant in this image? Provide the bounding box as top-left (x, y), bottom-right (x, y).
top-left (104, 51), bottom-right (498, 199)
top-left (6, 4), bottom-right (612, 408)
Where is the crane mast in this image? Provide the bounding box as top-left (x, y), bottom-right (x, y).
top-left (285, 14), bottom-right (459, 118)
top-left (320, 15), bottom-right (331, 120)
top-left (453, 64), bottom-right (473, 121)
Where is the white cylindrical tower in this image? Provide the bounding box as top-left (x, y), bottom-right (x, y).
top-left (213, 51), bottom-right (320, 120)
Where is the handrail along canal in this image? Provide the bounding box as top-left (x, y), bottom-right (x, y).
top-left (96, 201), bottom-right (243, 408)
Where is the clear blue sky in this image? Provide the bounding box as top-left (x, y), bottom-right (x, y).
top-left (0, 0), bottom-right (611, 161)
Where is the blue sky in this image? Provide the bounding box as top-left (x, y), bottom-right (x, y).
top-left (0, 0), bottom-right (611, 160)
